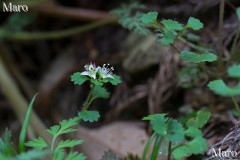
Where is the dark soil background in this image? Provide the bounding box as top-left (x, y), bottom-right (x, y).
top-left (0, 0), bottom-right (240, 159)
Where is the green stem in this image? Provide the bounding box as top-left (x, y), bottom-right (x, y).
top-left (51, 136), bottom-right (57, 152)
top-left (82, 85), bottom-right (95, 110)
top-left (167, 141), bottom-right (172, 160)
top-left (217, 0), bottom-right (225, 66)
top-left (0, 19), bottom-right (114, 41)
top-left (178, 36), bottom-right (208, 52)
top-left (141, 132), bottom-right (157, 160)
top-left (150, 135), bottom-right (162, 160)
top-left (18, 94), bottom-right (38, 152)
top-left (231, 96), bottom-right (240, 116)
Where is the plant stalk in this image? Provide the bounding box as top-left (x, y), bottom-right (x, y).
top-left (82, 85), bottom-right (95, 111)
top-left (167, 141), bottom-right (172, 160)
top-left (217, 0), bottom-right (225, 67)
top-left (0, 19), bottom-right (115, 41)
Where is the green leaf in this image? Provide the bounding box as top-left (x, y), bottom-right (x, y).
top-left (141, 12), bottom-right (158, 24)
top-left (25, 137), bottom-right (48, 149)
top-left (47, 125), bottom-right (60, 136)
top-left (166, 120), bottom-right (184, 142)
top-left (19, 94), bottom-right (38, 152)
top-left (47, 117), bottom-right (79, 137)
top-left (78, 110), bottom-right (100, 122)
top-left (157, 30), bottom-right (176, 45)
top-left (15, 149), bottom-right (49, 160)
top-left (186, 137), bottom-right (208, 154)
top-left (108, 75), bottom-right (122, 85)
top-left (180, 51), bottom-right (218, 63)
top-left (92, 85), bottom-right (110, 101)
top-left (186, 17), bottom-right (204, 30)
top-left (184, 127), bottom-right (202, 138)
top-left (161, 19), bottom-right (183, 31)
top-left (53, 149), bottom-right (64, 160)
top-left (186, 111), bottom-right (211, 128)
top-left (66, 152), bottom-right (86, 160)
top-left (227, 64), bottom-right (240, 78)
top-left (208, 79), bottom-right (240, 96)
top-left (56, 140), bottom-right (83, 150)
top-left (71, 72), bottom-right (88, 85)
top-left (111, 2), bottom-right (149, 36)
top-left (237, 7), bottom-right (240, 21)
top-left (172, 146), bottom-right (190, 160)
top-left (143, 114), bottom-right (168, 136)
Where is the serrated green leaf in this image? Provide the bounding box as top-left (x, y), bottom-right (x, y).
top-left (172, 146), bottom-right (190, 160)
top-left (180, 51), bottom-right (217, 63)
top-left (47, 117), bottom-right (79, 137)
top-left (208, 79), bottom-right (240, 96)
top-left (111, 2), bottom-right (149, 36)
top-left (237, 7), bottom-right (240, 21)
top-left (78, 110), bottom-right (100, 122)
top-left (108, 75), bottom-right (122, 85)
top-left (186, 17), bottom-right (204, 30)
top-left (157, 30), bottom-right (176, 45)
top-left (66, 152), bottom-right (86, 160)
top-left (161, 19), bottom-right (183, 31)
top-left (15, 149), bottom-right (49, 160)
top-left (186, 137), bottom-right (208, 154)
top-left (184, 127), bottom-right (202, 138)
top-left (25, 137), bottom-right (48, 149)
top-left (71, 72), bottom-right (88, 85)
top-left (186, 111), bottom-right (211, 128)
top-left (143, 114), bottom-right (168, 136)
top-left (141, 12), bottom-right (158, 24)
top-left (166, 120), bottom-right (184, 142)
top-left (92, 85), bottom-right (110, 100)
top-left (47, 125), bottom-right (60, 136)
top-left (227, 64), bottom-right (240, 78)
top-left (56, 140), bottom-right (83, 151)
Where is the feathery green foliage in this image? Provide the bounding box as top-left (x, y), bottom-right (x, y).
top-left (78, 110), bottom-right (100, 122)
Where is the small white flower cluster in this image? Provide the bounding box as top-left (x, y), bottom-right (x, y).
top-left (81, 62), bottom-right (114, 79)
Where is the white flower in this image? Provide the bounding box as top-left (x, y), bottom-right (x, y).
top-left (98, 63), bottom-right (114, 79)
top-left (81, 62), bottom-right (99, 79)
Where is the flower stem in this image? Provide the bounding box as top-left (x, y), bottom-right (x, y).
top-left (82, 85), bottom-right (95, 110)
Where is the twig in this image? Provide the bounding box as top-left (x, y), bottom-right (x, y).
top-left (0, 45), bottom-right (34, 99)
top-left (0, 56), bottom-right (52, 145)
top-left (31, 3), bottom-right (117, 21)
top-left (0, 19), bottom-right (116, 41)
top-left (232, 96), bottom-right (240, 116)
